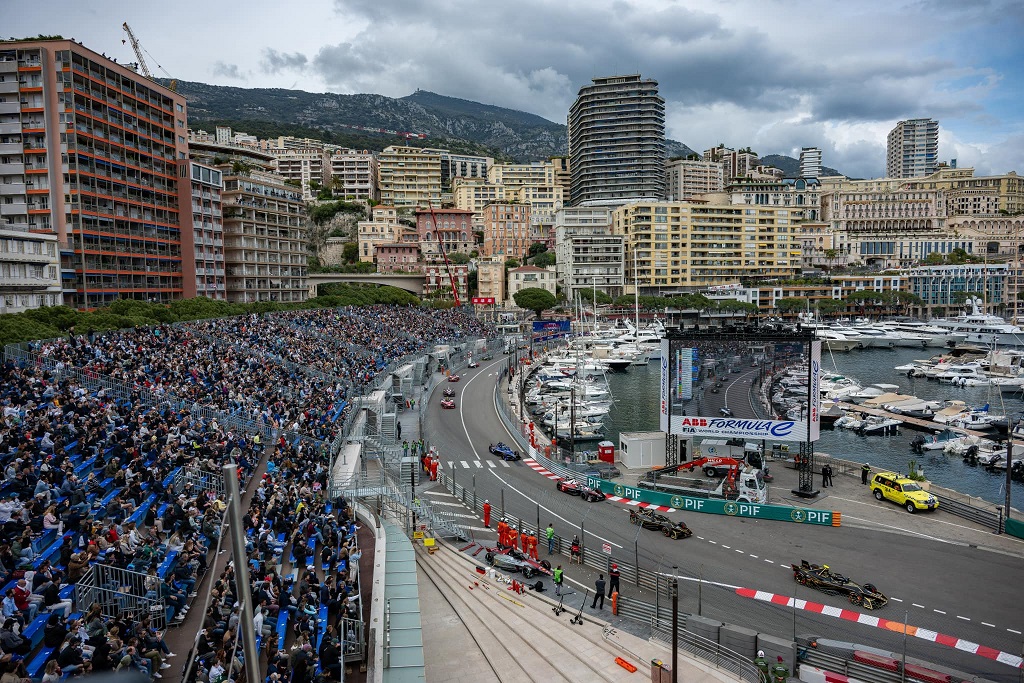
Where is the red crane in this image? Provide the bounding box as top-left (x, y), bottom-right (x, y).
top-left (427, 206), bottom-right (461, 306)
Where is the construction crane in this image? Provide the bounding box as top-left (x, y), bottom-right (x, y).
top-left (121, 22), bottom-right (177, 91)
top-left (427, 205), bottom-right (462, 306)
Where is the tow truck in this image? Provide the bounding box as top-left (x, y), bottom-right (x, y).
top-left (637, 456), bottom-right (769, 504)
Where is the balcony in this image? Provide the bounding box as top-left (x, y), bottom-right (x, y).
top-left (0, 183), bottom-right (26, 196)
top-left (0, 202), bottom-right (27, 216)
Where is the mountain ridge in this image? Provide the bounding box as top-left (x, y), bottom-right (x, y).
top-left (174, 80), bottom-right (841, 175)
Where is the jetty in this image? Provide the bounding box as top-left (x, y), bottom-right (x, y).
top-left (835, 402), bottom-right (990, 439)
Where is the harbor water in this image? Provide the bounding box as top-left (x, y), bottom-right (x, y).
top-left (591, 347), bottom-right (1023, 504)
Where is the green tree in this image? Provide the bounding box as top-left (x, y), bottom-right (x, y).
top-left (504, 257), bottom-right (521, 270)
top-left (888, 291), bottom-right (924, 315)
top-left (923, 252), bottom-right (945, 265)
top-left (815, 298), bottom-right (846, 317)
top-left (528, 242), bottom-right (548, 258)
top-left (532, 252), bottom-right (556, 268)
top-left (590, 290), bottom-right (613, 305)
top-left (775, 297), bottom-right (809, 315)
top-left (342, 242), bottom-right (359, 263)
top-left (449, 252), bottom-right (471, 265)
top-left (950, 291), bottom-right (984, 305)
top-left (823, 248), bottom-right (838, 272)
top-left (513, 287), bottom-right (556, 317)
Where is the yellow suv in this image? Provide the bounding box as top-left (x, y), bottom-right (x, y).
top-left (870, 472), bottom-right (939, 513)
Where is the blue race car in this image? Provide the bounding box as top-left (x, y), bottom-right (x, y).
top-left (488, 442), bottom-right (521, 461)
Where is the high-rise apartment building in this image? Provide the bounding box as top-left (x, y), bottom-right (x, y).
top-left (567, 75), bottom-right (666, 206)
top-left (886, 118), bottom-right (938, 179)
top-left (183, 162), bottom-right (226, 299)
top-left (357, 205), bottom-right (400, 262)
top-left (702, 145), bottom-right (759, 181)
top-left (554, 207), bottom-right (624, 299)
top-left (665, 159), bottom-right (724, 200)
top-left (481, 202), bottom-right (531, 259)
top-left (612, 201), bottom-right (802, 292)
top-left (0, 39), bottom-right (191, 308)
top-left (423, 149), bottom-right (491, 191)
top-left (329, 149), bottom-right (378, 201)
top-left (799, 147), bottom-right (822, 178)
top-left (452, 178), bottom-right (505, 225)
top-left (378, 146), bottom-right (442, 209)
top-left (270, 147), bottom-right (328, 200)
top-left (221, 169), bottom-right (308, 303)
top-left (0, 228), bottom-right (62, 314)
top-left (487, 161), bottom-right (555, 188)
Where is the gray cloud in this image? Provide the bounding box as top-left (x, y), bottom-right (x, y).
top-left (261, 48), bottom-right (308, 74)
top-left (211, 61), bottom-right (247, 80)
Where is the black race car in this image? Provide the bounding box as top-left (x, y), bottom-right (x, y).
top-left (556, 478), bottom-right (607, 502)
top-left (484, 548), bottom-right (553, 579)
top-left (488, 442), bottom-right (521, 461)
top-left (443, 387), bottom-right (455, 397)
top-left (481, 353), bottom-right (494, 361)
top-left (790, 560), bottom-right (888, 610)
top-left (628, 508), bottom-right (692, 539)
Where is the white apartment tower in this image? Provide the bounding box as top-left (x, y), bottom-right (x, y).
top-left (886, 118), bottom-right (939, 179)
top-left (799, 147), bottom-right (822, 179)
top-left (567, 75), bottom-right (666, 206)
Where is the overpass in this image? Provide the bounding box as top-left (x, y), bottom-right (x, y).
top-left (307, 272), bottom-right (426, 297)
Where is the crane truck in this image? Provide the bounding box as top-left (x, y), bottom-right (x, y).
top-left (638, 456), bottom-right (769, 504)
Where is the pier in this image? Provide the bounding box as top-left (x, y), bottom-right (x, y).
top-left (835, 402), bottom-right (990, 438)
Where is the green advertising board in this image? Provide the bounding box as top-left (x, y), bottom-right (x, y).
top-left (587, 478), bottom-right (837, 526)
top-left (1006, 516), bottom-right (1024, 540)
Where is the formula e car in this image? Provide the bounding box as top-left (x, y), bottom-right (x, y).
top-left (484, 547), bottom-right (553, 579)
top-left (791, 560), bottom-right (888, 610)
top-left (556, 479), bottom-right (606, 502)
top-left (481, 353), bottom-right (494, 361)
top-left (488, 442), bottom-right (521, 461)
top-left (447, 374), bottom-right (461, 382)
top-left (467, 360), bottom-right (480, 368)
top-left (443, 387), bottom-right (455, 397)
top-left (628, 508), bottom-right (692, 539)
top-left (441, 399), bottom-right (456, 410)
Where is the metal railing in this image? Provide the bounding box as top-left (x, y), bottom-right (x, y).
top-left (651, 621), bottom-right (763, 683)
top-left (76, 563), bottom-right (168, 630)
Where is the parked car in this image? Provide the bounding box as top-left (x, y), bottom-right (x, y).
top-left (870, 472), bottom-right (938, 513)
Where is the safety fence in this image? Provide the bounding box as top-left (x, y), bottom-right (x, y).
top-left (76, 563), bottom-right (168, 631)
top-left (651, 621), bottom-right (763, 683)
top-left (173, 463), bottom-right (227, 498)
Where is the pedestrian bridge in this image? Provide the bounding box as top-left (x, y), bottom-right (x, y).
top-left (308, 272), bottom-right (426, 297)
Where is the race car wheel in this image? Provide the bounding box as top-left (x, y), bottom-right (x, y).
top-left (873, 489), bottom-right (884, 501)
top-left (863, 583), bottom-right (878, 593)
top-left (540, 560), bottom-right (552, 571)
top-left (485, 552), bottom-right (495, 565)
top-left (849, 593), bottom-right (862, 606)
top-left (661, 525), bottom-right (672, 537)
top-left (906, 502), bottom-right (917, 513)
top-left (522, 566), bottom-right (534, 579)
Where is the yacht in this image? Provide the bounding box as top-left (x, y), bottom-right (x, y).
top-left (815, 330), bottom-right (863, 352)
top-left (848, 324), bottom-right (900, 349)
top-left (888, 321), bottom-right (965, 347)
top-left (858, 415), bottom-right (901, 435)
top-left (931, 301), bottom-right (1024, 347)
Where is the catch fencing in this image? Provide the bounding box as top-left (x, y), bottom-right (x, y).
top-left (76, 563), bottom-right (168, 630)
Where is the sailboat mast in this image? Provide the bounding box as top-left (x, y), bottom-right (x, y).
top-left (633, 248), bottom-right (640, 334)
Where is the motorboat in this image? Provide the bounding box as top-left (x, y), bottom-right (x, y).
top-left (847, 383), bottom-right (901, 402)
top-left (815, 330), bottom-right (863, 352)
top-left (858, 415), bottom-right (901, 435)
top-left (930, 300), bottom-right (1024, 347)
top-left (932, 401), bottom-right (970, 425)
top-left (910, 428), bottom-right (969, 452)
top-left (936, 364), bottom-right (988, 384)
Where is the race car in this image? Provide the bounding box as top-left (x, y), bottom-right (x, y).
top-left (556, 478), bottom-right (607, 502)
top-left (485, 547), bottom-right (552, 579)
top-left (440, 399), bottom-right (456, 410)
top-left (488, 442), bottom-right (521, 461)
top-left (481, 353), bottom-right (494, 361)
top-left (447, 374), bottom-right (461, 382)
top-left (443, 387), bottom-right (455, 397)
top-left (790, 560), bottom-right (888, 610)
top-left (628, 508), bottom-right (692, 539)
top-left (467, 360), bottom-right (480, 368)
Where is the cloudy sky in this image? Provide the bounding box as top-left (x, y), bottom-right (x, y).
top-left (11, 0), bottom-right (1024, 177)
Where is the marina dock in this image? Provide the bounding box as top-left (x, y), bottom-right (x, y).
top-left (835, 402), bottom-right (989, 438)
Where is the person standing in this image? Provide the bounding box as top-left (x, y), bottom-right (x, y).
top-left (821, 464), bottom-right (829, 488)
top-left (824, 464), bottom-right (834, 487)
top-left (482, 500), bottom-right (492, 528)
top-left (608, 563), bottom-right (620, 597)
top-left (861, 463), bottom-right (870, 485)
top-left (546, 523), bottom-right (555, 555)
top-left (429, 457), bottom-right (438, 482)
top-left (592, 575), bottom-right (606, 609)
top-left (395, 421), bottom-right (402, 441)
top-left (553, 565), bottom-right (564, 596)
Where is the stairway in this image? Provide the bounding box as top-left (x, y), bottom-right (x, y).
top-left (415, 539), bottom-right (655, 683)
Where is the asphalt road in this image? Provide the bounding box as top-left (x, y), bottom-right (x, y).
top-left (423, 355), bottom-right (1024, 682)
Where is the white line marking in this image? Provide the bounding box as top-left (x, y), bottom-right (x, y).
top-left (486, 461), bottom-right (496, 468)
top-left (500, 460), bottom-right (510, 467)
top-left (474, 461), bottom-right (483, 468)
top-left (448, 461), bottom-right (455, 469)
top-left (722, 545), bottom-right (731, 549)
top-left (697, 536), bottom-right (705, 540)
top-left (912, 603), bottom-right (925, 608)
top-left (709, 540), bottom-right (717, 544)
top-left (1008, 629), bottom-right (1022, 635)
top-left (957, 616), bottom-right (971, 621)
top-left (461, 461), bottom-right (470, 469)
top-left (982, 622), bottom-right (995, 628)
top-left (750, 555), bottom-right (759, 559)
top-left (735, 549), bottom-right (744, 554)
top-left (934, 609), bottom-right (946, 615)
top-left (764, 559), bottom-right (774, 564)
top-left (890, 597), bottom-right (903, 602)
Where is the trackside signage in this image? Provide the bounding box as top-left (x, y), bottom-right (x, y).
top-left (665, 416), bottom-right (809, 441)
top-left (586, 477), bottom-right (836, 526)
